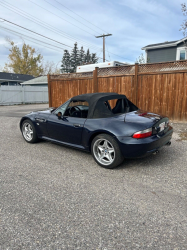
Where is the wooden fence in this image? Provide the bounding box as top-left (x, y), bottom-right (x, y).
top-left (48, 60), bottom-right (187, 121)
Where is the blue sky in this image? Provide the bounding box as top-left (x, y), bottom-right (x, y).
top-left (0, 0), bottom-right (185, 70)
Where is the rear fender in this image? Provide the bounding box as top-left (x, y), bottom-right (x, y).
top-left (83, 130), bottom-right (117, 151)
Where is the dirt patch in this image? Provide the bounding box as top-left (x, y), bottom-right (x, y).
top-left (179, 132), bottom-right (187, 141)
top-left (176, 132), bottom-right (187, 141)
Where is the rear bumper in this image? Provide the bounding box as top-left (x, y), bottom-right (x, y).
top-left (117, 126), bottom-right (173, 158)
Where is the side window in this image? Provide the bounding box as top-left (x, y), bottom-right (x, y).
top-left (108, 99), bottom-right (129, 114)
top-left (64, 101), bottom-right (89, 118)
top-left (107, 99), bottom-right (118, 109)
top-left (53, 101), bottom-right (70, 115)
top-left (180, 50), bottom-right (186, 60)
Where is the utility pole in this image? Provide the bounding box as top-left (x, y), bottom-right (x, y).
top-left (95, 34), bottom-right (112, 62)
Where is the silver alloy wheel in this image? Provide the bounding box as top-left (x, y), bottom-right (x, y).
top-left (93, 139), bottom-right (115, 166)
top-left (22, 122), bottom-right (33, 141)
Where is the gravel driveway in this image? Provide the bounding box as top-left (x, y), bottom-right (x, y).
top-left (0, 104), bottom-right (187, 250)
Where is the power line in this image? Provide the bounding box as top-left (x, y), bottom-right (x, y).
top-left (0, 1), bottom-right (101, 51)
top-left (0, 25), bottom-right (66, 52)
top-left (0, 1), bottom-right (103, 51)
top-left (43, 0), bottom-right (102, 35)
top-left (0, 2), bottom-right (131, 61)
top-left (0, 18), bottom-right (72, 48)
top-left (53, 0), bottom-right (108, 34)
top-left (28, 0), bottom-right (95, 36)
top-left (0, 24), bottom-right (107, 62)
top-left (105, 37), bottom-right (111, 61)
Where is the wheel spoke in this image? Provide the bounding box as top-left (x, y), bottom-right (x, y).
top-left (108, 148), bottom-right (114, 154)
top-left (104, 153), bottom-right (112, 162)
top-left (98, 145), bottom-right (104, 153)
top-left (108, 153), bottom-right (113, 162)
top-left (28, 124), bottom-right (32, 131)
top-left (99, 152), bottom-right (105, 160)
top-left (103, 140), bottom-right (108, 148)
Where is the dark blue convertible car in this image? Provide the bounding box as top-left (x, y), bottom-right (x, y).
top-left (20, 92), bottom-right (173, 168)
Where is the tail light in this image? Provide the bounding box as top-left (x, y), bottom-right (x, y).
top-left (132, 128), bottom-right (152, 139)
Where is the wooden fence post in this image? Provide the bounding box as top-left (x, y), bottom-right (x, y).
top-left (47, 74), bottom-right (52, 107)
top-left (134, 63), bottom-right (139, 105)
top-left (93, 67), bottom-right (98, 93)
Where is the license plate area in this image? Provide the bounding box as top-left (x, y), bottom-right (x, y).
top-left (159, 122), bottom-right (165, 132)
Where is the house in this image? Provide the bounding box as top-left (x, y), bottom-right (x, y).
top-left (20, 75), bottom-right (48, 87)
top-left (142, 37), bottom-right (187, 63)
top-left (0, 72), bottom-right (34, 86)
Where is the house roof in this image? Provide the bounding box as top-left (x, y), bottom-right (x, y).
top-left (142, 37), bottom-right (187, 50)
top-left (0, 72), bottom-right (34, 83)
top-left (21, 75), bottom-right (47, 85)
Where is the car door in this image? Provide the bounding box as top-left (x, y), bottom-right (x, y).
top-left (46, 101), bottom-right (87, 145)
top-left (47, 115), bottom-right (86, 145)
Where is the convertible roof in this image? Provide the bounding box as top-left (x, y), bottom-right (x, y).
top-left (71, 92), bottom-right (127, 118)
top-left (71, 92), bottom-right (126, 102)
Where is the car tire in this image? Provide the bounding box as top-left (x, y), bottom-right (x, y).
top-left (91, 134), bottom-right (124, 169)
top-left (21, 119), bottom-right (38, 143)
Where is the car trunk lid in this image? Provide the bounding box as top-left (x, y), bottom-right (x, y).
top-left (125, 110), bottom-right (170, 135)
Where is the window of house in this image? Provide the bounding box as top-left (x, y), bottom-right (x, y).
top-left (177, 47), bottom-right (186, 60)
top-left (180, 50), bottom-right (186, 60)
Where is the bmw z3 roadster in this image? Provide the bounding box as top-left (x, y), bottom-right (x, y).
top-left (20, 92), bottom-right (173, 168)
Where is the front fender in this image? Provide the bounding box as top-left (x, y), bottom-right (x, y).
top-left (19, 114), bottom-right (37, 131)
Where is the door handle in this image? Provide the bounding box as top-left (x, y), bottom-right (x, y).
top-left (73, 124), bottom-right (81, 128)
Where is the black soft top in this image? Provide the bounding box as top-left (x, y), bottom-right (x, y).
top-left (71, 92), bottom-right (127, 118)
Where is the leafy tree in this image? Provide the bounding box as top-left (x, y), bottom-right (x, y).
top-left (61, 50), bottom-right (71, 73)
top-left (70, 43), bottom-right (79, 72)
top-left (4, 39), bottom-right (43, 76)
top-left (135, 53), bottom-right (150, 64)
top-left (180, 3), bottom-right (187, 38)
top-left (43, 61), bottom-right (61, 75)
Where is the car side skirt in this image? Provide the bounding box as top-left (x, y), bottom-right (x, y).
top-left (40, 136), bottom-right (88, 151)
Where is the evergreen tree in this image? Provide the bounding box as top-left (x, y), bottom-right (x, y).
top-left (70, 42), bottom-right (79, 72)
top-left (60, 43), bottom-right (99, 73)
top-left (61, 50), bottom-right (71, 73)
top-left (91, 53), bottom-right (98, 64)
top-left (84, 49), bottom-right (91, 64)
top-left (79, 46), bottom-right (85, 66)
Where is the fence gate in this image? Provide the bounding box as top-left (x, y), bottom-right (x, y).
top-left (0, 85), bottom-right (48, 105)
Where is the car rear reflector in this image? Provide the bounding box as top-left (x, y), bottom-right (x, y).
top-left (132, 128), bottom-right (152, 139)
top-left (138, 112), bottom-right (147, 116)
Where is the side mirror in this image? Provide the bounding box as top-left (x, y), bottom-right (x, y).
top-left (56, 112), bottom-right (62, 118)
